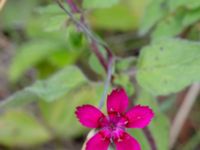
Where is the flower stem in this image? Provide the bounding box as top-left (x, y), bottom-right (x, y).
top-left (91, 40), bottom-right (108, 71)
top-left (55, 0), bottom-right (114, 108)
top-left (55, 0), bottom-right (107, 48)
top-left (98, 57), bottom-right (114, 109)
top-left (55, 0), bottom-right (113, 72)
top-left (143, 127), bottom-right (157, 150)
top-left (66, 0), bottom-right (80, 13)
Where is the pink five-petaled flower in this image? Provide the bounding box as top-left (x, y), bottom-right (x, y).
top-left (75, 89), bottom-right (154, 150)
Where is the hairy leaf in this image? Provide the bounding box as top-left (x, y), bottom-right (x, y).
top-left (2, 66), bottom-right (87, 108)
top-left (137, 38), bottom-right (200, 95)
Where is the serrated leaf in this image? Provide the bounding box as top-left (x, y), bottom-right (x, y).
top-left (9, 39), bottom-right (66, 82)
top-left (137, 38), bottom-right (200, 96)
top-left (83, 0), bottom-right (119, 9)
top-left (39, 83), bottom-right (103, 138)
top-left (0, 110), bottom-right (50, 147)
top-left (1, 66), bottom-right (87, 108)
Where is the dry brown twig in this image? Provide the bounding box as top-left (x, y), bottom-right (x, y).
top-left (170, 83), bottom-right (200, 149)
top-left (0, 0), bottom-right (6, 11)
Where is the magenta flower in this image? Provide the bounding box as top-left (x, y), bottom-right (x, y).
top-left (75, 89), bottom-right (154, 150)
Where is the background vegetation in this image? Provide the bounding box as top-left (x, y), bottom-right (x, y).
top-left (0, 0), bottom-right (200, 149)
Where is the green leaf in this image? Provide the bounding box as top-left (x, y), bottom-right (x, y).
top-left (152, 11), bottom-right (185, 39)
top-left (152, 8), bottom-right (200, 39)
top-left (114, 74), bottom-right (135, 96)
top-left (83, 0), bottom-right (119, 9)
top-left (183, 8), bottom-right (200, 27)
top-left (137, 38), bottom-right (200, 96)
top-left (27, 67), bottom-right (87, 102)
top-left (139, 0), bottom-right (168, 35)
top-left (116, 57), bottom-right (137, 72)
top-left (37, 4), bottom-right (68, 32)
top-left (27, 5), bottom-right (68, 39)
top-left (0, 0), bottom-right (38, 27)
top-left (89, 4), bottom-right (137, 31)
top-left (129, 130), bottom-right (151, 150)
top-left (149, 113), bottom-right (169, 150)
top-left (44, 15), bottom-right (67, 32)
top-left (47, 50), bottom-right (80, 68)
top-left (9, 39), bottom-right (66, 82)
top-left (39, 83), bottom-right (103, 138)
top-left (169, 0), bottom-right (200, 11)
top-left (89, 54), bottom-right (105, 75)
top-left (37, 4), bottom-right (65, 15)
top-left (0, 110), bottom-right (50, 147)
top-left (1, 66), bottom-right (87, 108)
top-left (89, 45), bottom-right (106, 75)
top-left (66, 26), bottom-right (85, 50)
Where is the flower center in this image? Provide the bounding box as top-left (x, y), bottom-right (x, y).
top-left (106, 113), bottom-right (127, 136)
top-left (109, 122), bottom-right (117, 130)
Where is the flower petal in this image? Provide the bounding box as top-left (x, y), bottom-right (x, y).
top-left (86, 131), bottom-right (110, 150)
top-left (125, 105), bottom-right (154, 128)
top-left (114, 132), bottom-right (141, 150)
top-left (75, 105), bottom-right (106, 128)
top-left (107, 89), bottom-right (129, 115)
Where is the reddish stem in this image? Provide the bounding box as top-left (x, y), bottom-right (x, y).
top-left (143, 127), bottom-right (157, 150)
top-left (91, 40), bottom-right (108, 71)
top-left (66, 0), bottom-right (80, 13)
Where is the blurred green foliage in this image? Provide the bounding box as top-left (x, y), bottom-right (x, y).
top-left (0, 0), bottom-right (200, 149)
top-left (137, 38), bottom-right (200, 95)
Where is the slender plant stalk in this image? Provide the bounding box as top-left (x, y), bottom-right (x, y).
top-left (90, 40), bottom-right (108, 71)
top-left (55, 0), bottom-right (108, 48)
top-left (143, 127), bottom-right (157, 150)
top-left (170, 83), bottom-right (200, 148)
top-left (55, 0), bottom-right (113, 72)
top-left (66, 0), bottom-right (80, 13)
top-left (0, 0), bottom-right (6, 11)
top-left (98, 57), bottom-right (114, 109)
